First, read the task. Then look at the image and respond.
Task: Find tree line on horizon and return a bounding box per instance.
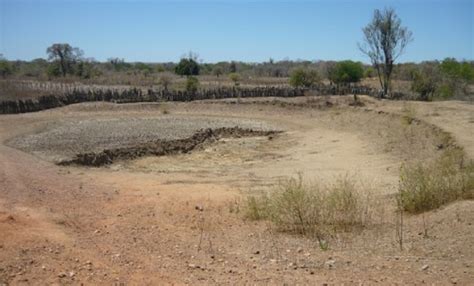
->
[0,7,473,100]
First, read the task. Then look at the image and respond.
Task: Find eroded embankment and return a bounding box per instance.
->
[58,127,279,167]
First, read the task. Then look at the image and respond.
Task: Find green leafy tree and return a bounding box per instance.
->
[46,43,83,77]
[460,62,474,82]
[229,61,237,73]
[409,61,473,100]
[359,8,413,97]
[175,53,200,76]
[438,58,474,97]
[440,58,474,82]
[75,59,101,79]
[329,60,364,84]
[289,68,320,88]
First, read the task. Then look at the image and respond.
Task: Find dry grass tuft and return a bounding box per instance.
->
[244,175,376,241]
[401,103,417,125]
[398,148,474,214]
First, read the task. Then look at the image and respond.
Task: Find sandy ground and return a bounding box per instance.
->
[0,95,473,285]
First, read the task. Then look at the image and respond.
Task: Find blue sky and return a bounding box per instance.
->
[0,0,472,63]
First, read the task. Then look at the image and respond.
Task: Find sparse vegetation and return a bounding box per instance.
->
[401,103,417,125]
[158,73,173,90]
[244,175,375,240]
[410,68,437,101]
[410,58,474,100]
[185,76,199,93]
[0,55,13,78]
[398,149,474,214]
[212,66,223,78]
[1,1,474,284]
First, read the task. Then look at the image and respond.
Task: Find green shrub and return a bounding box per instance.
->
[329,60,364,84]
[435,83,455,99]
[185,76,199,93]
[175,58,200,76]
[410,70,436,101]
[440,58,474,82]
[289,68,320,88]
[364,67,376,78]
[399,149,474,213]
[46,62,62,78]
[229,72,241,86]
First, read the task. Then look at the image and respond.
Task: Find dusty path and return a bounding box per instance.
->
[1,96,473,285]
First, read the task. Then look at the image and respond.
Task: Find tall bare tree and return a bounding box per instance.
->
[46,43,83,77]
[359,8,413,97]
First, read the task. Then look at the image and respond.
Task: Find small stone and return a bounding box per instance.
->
[325,260,336,268]
[58,272,67,278]
[69,271,75,277]
[421,264,429,271]
[297,247,303,253]
[253,250,260,255]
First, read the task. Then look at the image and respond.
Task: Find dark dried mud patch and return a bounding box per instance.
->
[58,127,280,167]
